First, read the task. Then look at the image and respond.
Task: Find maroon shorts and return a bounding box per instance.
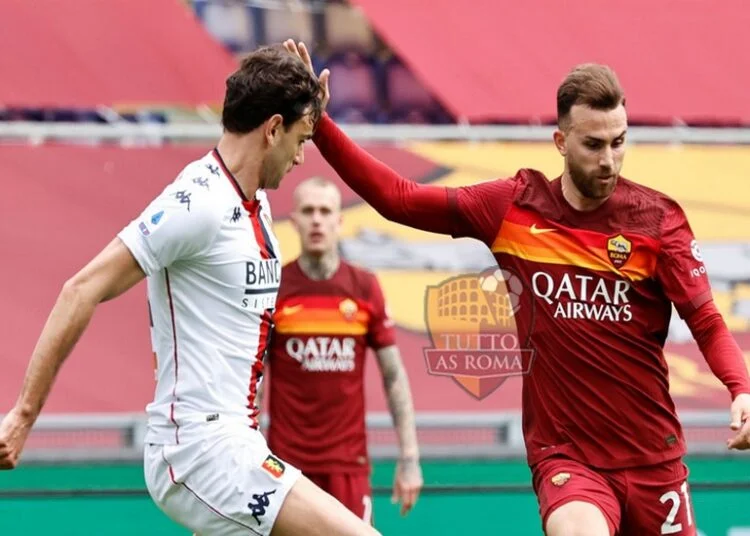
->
[532,456,697,536]
[306,472,373,524]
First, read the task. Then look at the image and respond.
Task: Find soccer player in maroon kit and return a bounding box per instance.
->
[262,177,423,524]
[284,40,750,536]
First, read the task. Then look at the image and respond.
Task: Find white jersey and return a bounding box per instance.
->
[119,149,281,445]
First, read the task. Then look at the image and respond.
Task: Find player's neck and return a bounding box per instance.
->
[215,134,262,200]
[561,172,609,212]
[298,251,340,281]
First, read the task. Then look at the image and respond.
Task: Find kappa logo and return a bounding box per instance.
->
[551,472,571,486]
[530,223,556,235]
[607,234,632,268]
[248,489,276,525]
[261,455,285,478]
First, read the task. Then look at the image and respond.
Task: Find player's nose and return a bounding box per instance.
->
[294,146,305,166]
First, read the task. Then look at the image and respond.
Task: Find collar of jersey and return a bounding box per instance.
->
[210,148,263,214]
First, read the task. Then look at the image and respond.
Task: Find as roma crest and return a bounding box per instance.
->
[339,298,358,320]
[607,234,632,268]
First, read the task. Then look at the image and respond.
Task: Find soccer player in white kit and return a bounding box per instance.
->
[0,45,380,536]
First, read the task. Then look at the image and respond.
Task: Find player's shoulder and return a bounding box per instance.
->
[281,259,301,277]
[613,177,689,238]
[140,154,233,236]
[464,168,544,194]
[618,177,684,215]
[338,260,382,294]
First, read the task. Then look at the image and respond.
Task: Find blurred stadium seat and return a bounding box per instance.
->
[263,3,316,46]
[194,0,257,52]
[322,1,377,54]
[326,51,383,122]
[384,56,448,123]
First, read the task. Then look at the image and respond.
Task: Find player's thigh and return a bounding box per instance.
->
[620,459,697,536]
[271,474,380,536]
[546,501,613,536]
[327,473,374,524]
[145,437,300,536]
[305,472,332,495]
[532,457,619,536]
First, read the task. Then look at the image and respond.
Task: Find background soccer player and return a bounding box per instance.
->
[0,45,381,536]
[284,39,750,536]
[262,177,423,524]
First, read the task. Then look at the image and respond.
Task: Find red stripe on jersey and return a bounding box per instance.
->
[164,269,180,445]
[248,311,271,428]
[246,203,274,424]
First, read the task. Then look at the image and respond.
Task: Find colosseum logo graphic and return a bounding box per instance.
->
[423,267,536,400]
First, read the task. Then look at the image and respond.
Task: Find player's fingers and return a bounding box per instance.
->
[298,42,313,69]
[283,39,297,55]
[727,421,750,449]
[730,406,743,431]
[401,488,417,515]
[0,451,17,470]
[320,69,330,90]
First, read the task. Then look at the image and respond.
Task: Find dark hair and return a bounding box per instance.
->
[222,44,322,134]
[557,64,625,129]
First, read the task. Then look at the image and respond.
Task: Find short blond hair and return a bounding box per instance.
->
[293,176,341,209]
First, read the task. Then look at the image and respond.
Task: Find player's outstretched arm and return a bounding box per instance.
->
[686,301,750,450]
[283,39,455,236]
[376,345,423,515]
[0,238,145,469]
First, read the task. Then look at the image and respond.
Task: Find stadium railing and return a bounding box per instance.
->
[3,121,750,144]
[12,410,740,463]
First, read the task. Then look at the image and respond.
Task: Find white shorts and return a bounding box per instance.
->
[144,426,301,536]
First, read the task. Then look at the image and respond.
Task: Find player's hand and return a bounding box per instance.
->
[727,393,750,450]
[392,457,423,516]
[283,39,330,111]
[0,407,34,469]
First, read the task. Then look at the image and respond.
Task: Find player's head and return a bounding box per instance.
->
[291,177,343,257]
[221,44,322,190]
[553,64,627,200]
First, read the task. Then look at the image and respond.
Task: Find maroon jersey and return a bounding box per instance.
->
[450,169,712,469]
[266,260,396,474]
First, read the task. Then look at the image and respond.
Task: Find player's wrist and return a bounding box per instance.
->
[398,451,420,463]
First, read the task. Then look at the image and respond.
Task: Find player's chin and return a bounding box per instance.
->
[265,176,283,190]
[592,177,617,197]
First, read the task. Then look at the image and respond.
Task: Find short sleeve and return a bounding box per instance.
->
[655,202,712,318]
[448,176,520,245]
[118,181,223,276]
[366,274,397,350]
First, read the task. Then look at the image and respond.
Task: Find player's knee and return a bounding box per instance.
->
[545,500,611,536]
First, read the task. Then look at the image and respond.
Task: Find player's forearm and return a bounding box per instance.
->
[16,280,99,421]
[313,115,454,234]
[377,347,419,458]
[687,300,750,399]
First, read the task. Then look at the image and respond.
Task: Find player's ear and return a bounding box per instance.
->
[264,114,284,147]
[553,129,567,156]
[289,210,301,231]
